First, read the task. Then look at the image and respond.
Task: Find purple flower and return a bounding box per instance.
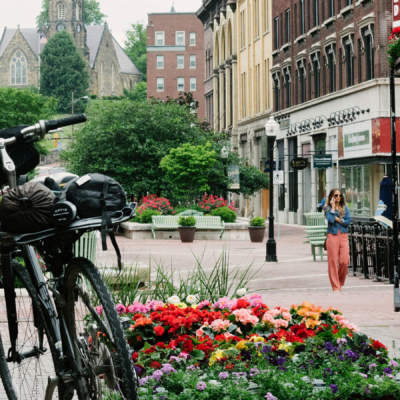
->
[323,367,333,376]
[368,363,377,370]
[186,364,199,371]
[152,370,164,381]
[390,360,399,367]
[196,381,207,391]
[218,372,229,379]
[138,376,150,386]
[277,357,286,366]
[265,393,278,400]
[324,342,336,352]
[344,349,359,361]
[161,363,176,374]
[262,345,272,354]
[330,384,338,394]
[384,367,393,375]
[250,367,260,377]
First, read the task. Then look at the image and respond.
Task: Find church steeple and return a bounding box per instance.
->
[47,0,87,54]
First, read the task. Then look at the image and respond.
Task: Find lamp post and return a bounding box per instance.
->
[390,58,400,311]
[265,116,280,262]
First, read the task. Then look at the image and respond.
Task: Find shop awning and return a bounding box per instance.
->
[339,156,400,166]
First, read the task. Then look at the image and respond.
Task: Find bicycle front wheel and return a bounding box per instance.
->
[63,257,137,400]
[0,261,60,400]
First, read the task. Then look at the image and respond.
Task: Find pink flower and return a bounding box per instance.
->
[210,319,231,332]
[115,303,126,314]
[95,305,103,315]
[232,308,259,325]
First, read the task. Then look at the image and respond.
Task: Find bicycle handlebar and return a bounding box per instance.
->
[20,114,87,139]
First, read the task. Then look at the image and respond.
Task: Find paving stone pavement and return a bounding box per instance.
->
[98,223,400,358]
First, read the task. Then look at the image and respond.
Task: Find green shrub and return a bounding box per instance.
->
[136,209,161,223]
[250,216,265,226]
[211,206,237,222]
[178,216,196,226]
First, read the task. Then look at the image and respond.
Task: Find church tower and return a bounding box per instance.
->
[47,0,88,55]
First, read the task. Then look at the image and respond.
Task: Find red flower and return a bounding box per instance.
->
[150,360,161,369]
[154,325,165,336]
[234,299,250,310]
[131,352,138,361]
[372,340,387,350]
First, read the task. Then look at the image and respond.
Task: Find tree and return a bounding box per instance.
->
[124,24,147,80]
[233,163,269,196]
[36,0,106,29]
[40,31,89,113]
[124,82,147,102]
[160,142,217,203]
[0,87,57,129]
[62,99,213,198]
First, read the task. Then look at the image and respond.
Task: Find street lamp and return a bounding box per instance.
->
[390,57,400,311]
[265,116,280,262]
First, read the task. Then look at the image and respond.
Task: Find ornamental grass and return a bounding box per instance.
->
[96,294,400,400]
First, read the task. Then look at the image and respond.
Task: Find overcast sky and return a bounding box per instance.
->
[0,0,203,46]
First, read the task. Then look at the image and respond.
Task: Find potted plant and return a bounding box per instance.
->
[248,216,266,242]
[178,216,196,242]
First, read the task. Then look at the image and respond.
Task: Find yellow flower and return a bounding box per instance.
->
[176,302,187,309]
[235,340,248,351]
[209,349,225,366]
[248,335,265,343]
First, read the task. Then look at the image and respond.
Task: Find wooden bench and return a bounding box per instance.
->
[151,215,225,239]
[194,215,225,239]
[304,225,327,261]
[151,215,179,238]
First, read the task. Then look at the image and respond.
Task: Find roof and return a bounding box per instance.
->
[0,27,44,58]
[0,25,140,76]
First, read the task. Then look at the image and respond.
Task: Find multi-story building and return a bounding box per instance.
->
[271,0,398,224]
[197,0,274,218]
[147,8,205,120]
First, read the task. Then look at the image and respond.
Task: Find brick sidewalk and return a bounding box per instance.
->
[97,223,400,357]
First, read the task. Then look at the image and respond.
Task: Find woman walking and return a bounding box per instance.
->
[324,189,351,293]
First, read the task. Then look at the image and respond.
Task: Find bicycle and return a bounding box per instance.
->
[0,115,138,399]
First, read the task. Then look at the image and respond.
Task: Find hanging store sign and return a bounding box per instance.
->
[393,0,400,34]
[273,170,284,184]
[313,154,332,169]
[290,157,308,170]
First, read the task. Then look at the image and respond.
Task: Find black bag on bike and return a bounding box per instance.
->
[0,181,56,233]
[64,173,127,268]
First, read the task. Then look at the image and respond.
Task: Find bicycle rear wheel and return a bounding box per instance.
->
[0,261,61,400]
[63,257,137,400]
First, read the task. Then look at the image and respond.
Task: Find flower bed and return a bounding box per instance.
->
[97,295,400,399]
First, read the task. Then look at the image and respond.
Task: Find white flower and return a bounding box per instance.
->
[167,295,180,304]
[186,294,199,304]
[236,288,247,297]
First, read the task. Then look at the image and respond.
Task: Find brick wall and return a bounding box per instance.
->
[147,13,205,119]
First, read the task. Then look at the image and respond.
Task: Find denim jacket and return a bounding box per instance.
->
[324,205,351,234]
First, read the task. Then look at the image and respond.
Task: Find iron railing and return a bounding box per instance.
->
[348,217,395,283]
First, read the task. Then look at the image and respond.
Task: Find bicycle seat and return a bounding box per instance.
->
[0,203,135,245]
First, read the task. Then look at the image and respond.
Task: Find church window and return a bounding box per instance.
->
[57,3,65,20]
[10,50,27,86]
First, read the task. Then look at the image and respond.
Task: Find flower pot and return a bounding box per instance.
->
[248,226,265,242]
[178,226,196,243]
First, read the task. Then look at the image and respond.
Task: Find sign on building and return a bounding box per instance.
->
[394,0,400,34]
[290,157,308,170]
[227,164,240,190]
[313,154,332,169]
[273,170,284,184]
[343,120,371,158]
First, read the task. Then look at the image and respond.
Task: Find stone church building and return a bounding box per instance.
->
[0,0,140,96]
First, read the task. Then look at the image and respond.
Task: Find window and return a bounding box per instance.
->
[277,140,285,211]
[255,64,261,112]
[273,74,280,111]
[156,55,164,69]
[155,31,165,46]
[363,26,374,81]
[328,0,335,18]
[176,31,185,46]
[345,0,352,5]
[298,62,306,103]
[189,55,196,69]
[264,59,270,109]
[189,32,196,46]
[273,17,279,49]
[156,78,164,92]
[313,0,319,26]
[57,2,65,19]
[262,0,269,32]
[300,0,305,35]
[285,9,290,43]
[240,10,246,48]
[177,77,184,91]
[284,68,291,108]
[344,38,354,87]
[241,72,247,117]
[177,55,184,69]
[10,50,27,85]
[327,46,336,92]
[190,77,197,91]
[312,53,320,98]
[288,137,298,212]
[254,0,260,38]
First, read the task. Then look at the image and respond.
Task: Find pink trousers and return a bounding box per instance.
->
[326,231,349,291]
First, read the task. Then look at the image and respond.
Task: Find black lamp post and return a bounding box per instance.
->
[390,59,400,312]
[265,116,279,262]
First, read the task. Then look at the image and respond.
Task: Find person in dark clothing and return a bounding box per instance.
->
[379,176,393,220]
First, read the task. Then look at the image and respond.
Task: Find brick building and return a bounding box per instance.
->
[147,9,205,120]
[271,0,399,224]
